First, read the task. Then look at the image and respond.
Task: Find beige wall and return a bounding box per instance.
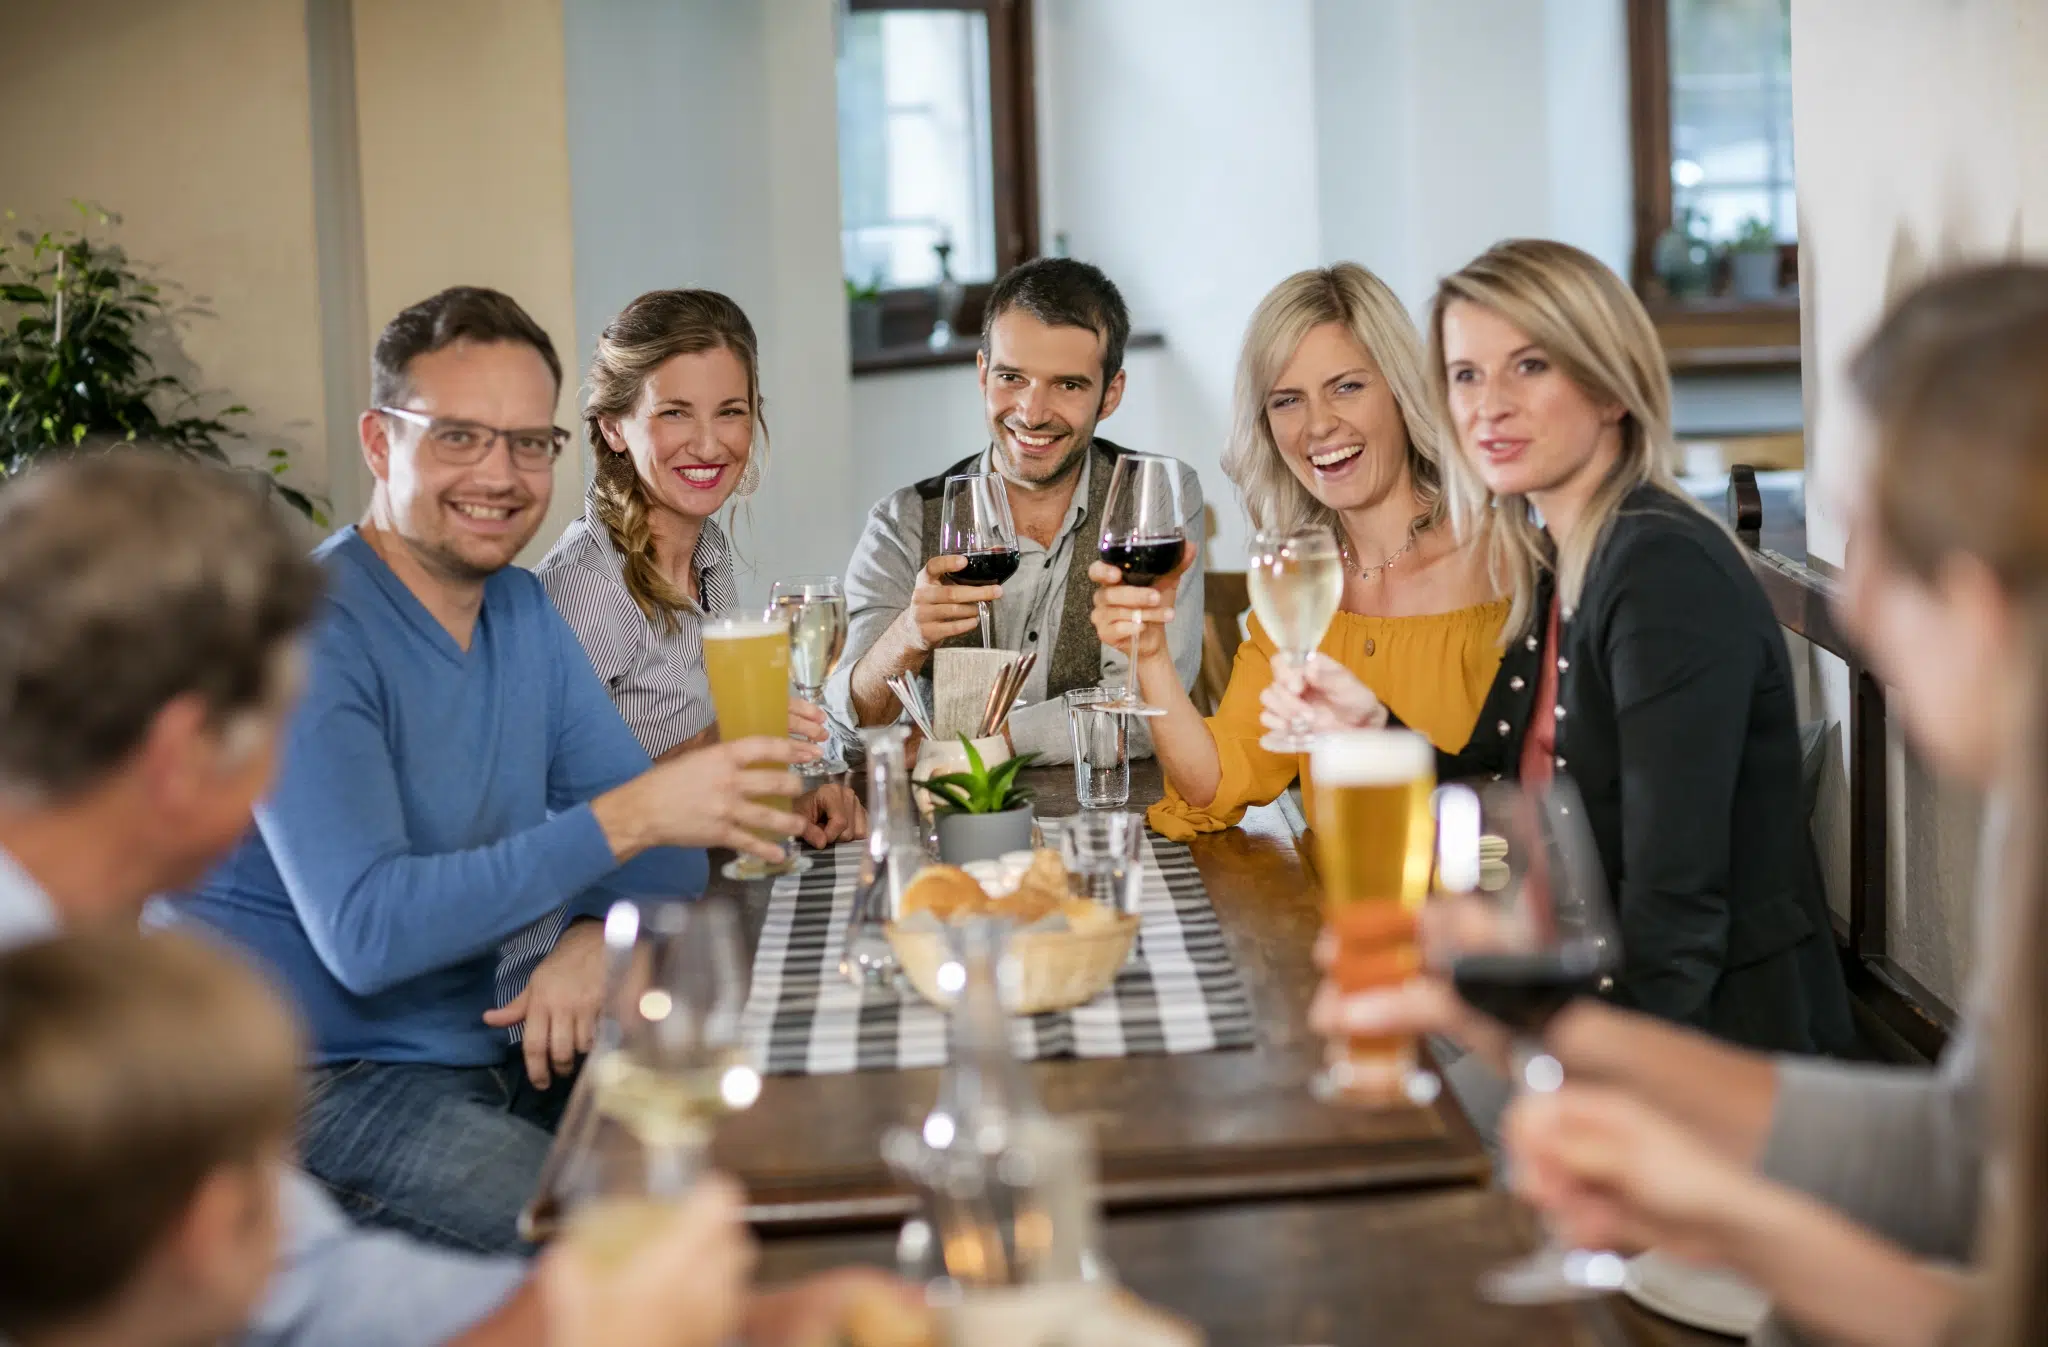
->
[0,0,331,511]
[1790,0,2048,1006]
[352,0,586,558]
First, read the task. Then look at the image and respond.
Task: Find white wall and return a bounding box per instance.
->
[847,344,1169,530]
[1789,0,2048,1007]
[562,0,855,606]
[1036,0,1324,569]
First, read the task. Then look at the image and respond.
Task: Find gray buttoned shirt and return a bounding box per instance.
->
[825,446,1206,764]
[0,851,525,1347]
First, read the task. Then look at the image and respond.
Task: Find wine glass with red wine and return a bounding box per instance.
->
[1095,453,1187,716]
[938,473,1021,648]
[1435,776,1624,1305]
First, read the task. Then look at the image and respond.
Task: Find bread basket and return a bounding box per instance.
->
[884,913,1138,1007]
[888,914,1138,1015]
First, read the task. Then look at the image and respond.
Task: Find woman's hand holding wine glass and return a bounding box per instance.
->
[1261,652,1389,739]
[1087,545,1191,663]
[1093,453,1189,716]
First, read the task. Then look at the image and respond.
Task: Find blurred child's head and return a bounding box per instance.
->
[0,931,302,1346]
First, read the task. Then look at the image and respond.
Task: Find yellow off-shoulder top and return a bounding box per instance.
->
[1148,601,1511,841]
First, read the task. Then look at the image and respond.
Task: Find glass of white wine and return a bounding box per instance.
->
[768,574,850,778]
[561,899,761,1271]
[1247,525,1344,753]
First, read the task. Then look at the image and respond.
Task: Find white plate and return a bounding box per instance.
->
[1622,1250,1770,1338]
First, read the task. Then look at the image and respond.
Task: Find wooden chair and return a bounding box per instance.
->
[1727,464,1950,1063]
[1194,571,1250,716]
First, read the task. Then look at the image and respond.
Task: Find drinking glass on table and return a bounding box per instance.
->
[560,899,759,1269]
[1248,525,1343,753]
[768,574,849,778]
[1095,453,1187,716]
[1063,687,1131,809]
[703,613,810,881]
[1438,777,1625,1305]
[1058,811,1146,968]
[938,473,1021,648]
[1306,728,1439,1108]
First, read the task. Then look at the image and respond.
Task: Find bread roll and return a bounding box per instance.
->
[899,865,989,921]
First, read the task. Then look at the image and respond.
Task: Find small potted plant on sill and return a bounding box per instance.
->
[1726,216,1783,302]
[918,736,1039,865]
[846,274,883,355]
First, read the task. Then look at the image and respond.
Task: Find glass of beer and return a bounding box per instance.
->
[1247,525,1344,753]
[768,574,849,778]
[702,613,808,881]
[1307,728,1437,1107]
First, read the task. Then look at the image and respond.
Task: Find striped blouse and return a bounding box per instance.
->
[492,502,738,1029]
[534,504,739,758]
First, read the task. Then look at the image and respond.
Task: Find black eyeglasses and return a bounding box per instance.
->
[375,406,570,472]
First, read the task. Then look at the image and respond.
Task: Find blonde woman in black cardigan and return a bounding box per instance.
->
[1274,239,1854,1056]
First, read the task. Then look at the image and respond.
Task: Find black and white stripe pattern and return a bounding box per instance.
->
[494,508,739,1042]
[741,819,1256,1075]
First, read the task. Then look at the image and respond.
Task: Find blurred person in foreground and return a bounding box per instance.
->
[1312,266,2048,1346]
[0,449,890,1347]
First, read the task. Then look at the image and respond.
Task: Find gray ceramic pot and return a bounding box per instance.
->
[935,805,1036,866]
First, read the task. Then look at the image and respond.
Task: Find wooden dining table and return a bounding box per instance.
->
[699,760,1733,1346]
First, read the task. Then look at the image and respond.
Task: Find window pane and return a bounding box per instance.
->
[1668,0,1795,244]
[837,10,997,290]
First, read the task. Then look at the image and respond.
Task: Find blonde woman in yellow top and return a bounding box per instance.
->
[1090,263,1513,841]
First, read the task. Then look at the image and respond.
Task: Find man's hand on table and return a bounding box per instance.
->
[485,919,604,1089]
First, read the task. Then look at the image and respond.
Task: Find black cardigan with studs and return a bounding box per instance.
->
[1424,486,1855,1057]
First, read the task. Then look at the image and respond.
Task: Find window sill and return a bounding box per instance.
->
[853,330,1165,377]
[1647,296,1801,374]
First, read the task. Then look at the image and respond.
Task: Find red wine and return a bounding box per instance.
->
[1098,536,1184,585]
[1450,949,1604,1034]
[951,548,1021,586]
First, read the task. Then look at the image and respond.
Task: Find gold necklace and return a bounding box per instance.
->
[1345,531,1418,581]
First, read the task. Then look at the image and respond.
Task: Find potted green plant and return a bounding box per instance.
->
[918,736,1039,865]
[0,203,324,520]
[845,273,883,355]
[1725,216,1782,302]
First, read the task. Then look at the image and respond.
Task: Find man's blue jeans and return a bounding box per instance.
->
[300,1059,575,1255]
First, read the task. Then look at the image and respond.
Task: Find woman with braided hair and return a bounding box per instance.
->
[537,288,865,847]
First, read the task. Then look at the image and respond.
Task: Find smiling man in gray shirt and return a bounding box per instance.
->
[827,258,1205,764]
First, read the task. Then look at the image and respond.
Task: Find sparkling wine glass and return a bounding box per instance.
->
[534,898,760,1264]
[768,574,849,778]
[1248,525,1343,753]
[938,474,1021,648]
[1436,778,1626,1304]
[1094,454,1187,716]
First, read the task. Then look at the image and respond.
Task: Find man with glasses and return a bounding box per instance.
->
[169,287,814,1255]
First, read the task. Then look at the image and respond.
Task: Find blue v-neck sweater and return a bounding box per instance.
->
[174,528,705,1067]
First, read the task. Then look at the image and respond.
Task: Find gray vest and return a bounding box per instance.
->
[912,439,1129,701]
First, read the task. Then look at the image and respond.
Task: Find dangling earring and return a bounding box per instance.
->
[734,454,761,498]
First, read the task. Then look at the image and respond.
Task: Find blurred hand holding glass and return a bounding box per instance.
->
[1063,687,1130,809]
[768,574,849,778]
[1307,729,1438,1107]
[537,899,760,1270]
[1437,777,1623,1305]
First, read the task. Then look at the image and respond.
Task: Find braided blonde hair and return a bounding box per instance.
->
[584,290,767,633]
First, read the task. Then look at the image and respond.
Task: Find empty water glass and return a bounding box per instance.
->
[1059,812,1146,966]
[1065,687,1130,809]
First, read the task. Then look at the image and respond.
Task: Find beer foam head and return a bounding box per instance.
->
[1310,729,1433,786]
[702,616,786,642]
